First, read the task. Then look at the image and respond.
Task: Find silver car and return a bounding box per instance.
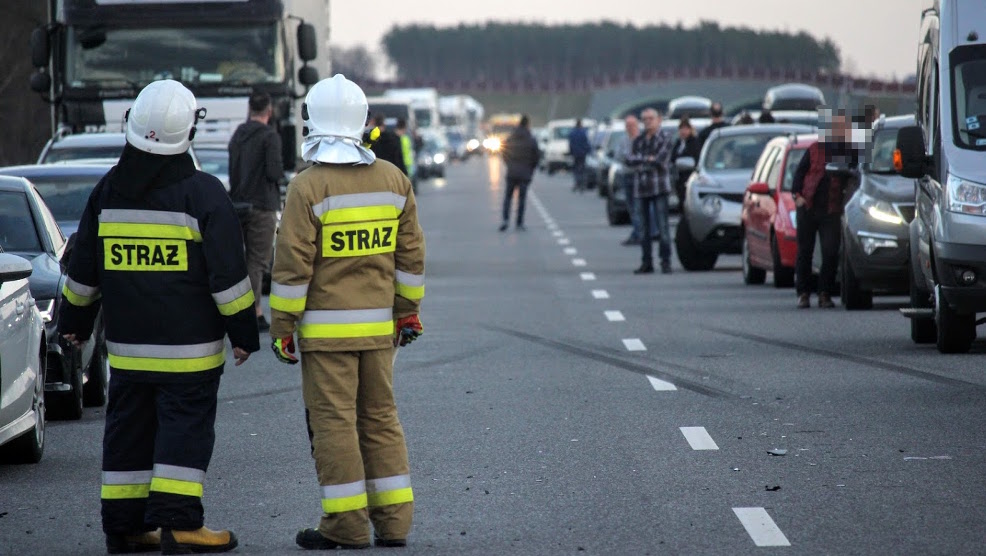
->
[676,124,813,271]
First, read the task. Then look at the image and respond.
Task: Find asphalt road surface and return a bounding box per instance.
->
[3,156,986,555]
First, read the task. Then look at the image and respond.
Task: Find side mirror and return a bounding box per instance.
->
[30,70,51,93]
[297,23,317,63]
[894,125,929,179]
[0,254,34,287]
[30,27,50,68]
[675,156,696,172]
[298,66,319,87]
[747,182,770,195]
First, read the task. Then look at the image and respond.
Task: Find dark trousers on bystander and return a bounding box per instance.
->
[795,206,841,296]
[502,178,531,226]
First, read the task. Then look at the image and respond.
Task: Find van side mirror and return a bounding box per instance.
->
[747,182,770,195]
[675,156,696,172]
[30,70,52,93]
[297,23,317,63]
[894,125,930,179]
[298,66,319,87]
[30,27,50,68]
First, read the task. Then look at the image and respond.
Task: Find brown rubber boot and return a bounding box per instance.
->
[106,529,161,554]
[161,527,238,555]
[818,293,835,309]
[797,294,810,309]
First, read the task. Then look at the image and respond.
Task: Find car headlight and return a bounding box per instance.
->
[788,210,797,229]
[433,153,446,165]
[947,175,986,216]
[37,298,54,323]
[484,138,502,152]
[859,192,903,225]
[467,139,480,151]
[701,194,723,216]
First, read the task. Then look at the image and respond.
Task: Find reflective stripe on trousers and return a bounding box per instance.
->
[101,470,153,499]
[321,480,368,513]
[366,474,413,507]
[106,340,226,372]
[298,308,394,339]
[150,464,206,498]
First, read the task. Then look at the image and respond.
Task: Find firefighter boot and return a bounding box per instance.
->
[160,527,238,554]
[106,529,161,554]
[296,528,371,550]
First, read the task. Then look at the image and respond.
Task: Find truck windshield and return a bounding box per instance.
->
[950,45,986,150]
[66,24,285,88]
[414,109,433,128]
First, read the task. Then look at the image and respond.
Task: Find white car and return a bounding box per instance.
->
[37,131,202,168]
[0,253,46,463]
[543,118,596,174]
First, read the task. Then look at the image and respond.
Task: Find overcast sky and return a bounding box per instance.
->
[331,0,929,80]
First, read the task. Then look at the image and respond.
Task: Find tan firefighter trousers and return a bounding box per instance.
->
[301,348,413,545]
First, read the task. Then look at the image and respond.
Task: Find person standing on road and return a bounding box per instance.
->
[59,80,259,555]
[269,75,425,550]
[671,117,701,207]
[626,108,674,275]
[617,115,649,246]
[568,119,591,193]
[499,115,541,232]
[395,118,416,179]
[791,109,858,309]
[229,92,284,332]
[364,115,408,176]
[697,102,729,148]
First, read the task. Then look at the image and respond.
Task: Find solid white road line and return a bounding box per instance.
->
[733,508,791,547]
[580,273,597,281]
[604,310,625,322]
[647,376,677,391]
[558,238,571,245]
[591,289,610,299]
[564,247,578,255]
[572,258,587,267]
[622,338,646,351]
[553,231,564,237]
[679,427,719,450]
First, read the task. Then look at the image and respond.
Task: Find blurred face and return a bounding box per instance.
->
[678,126,692,140]
[641,110,661,133]
[830,115,849,143]
[625,116,639,136]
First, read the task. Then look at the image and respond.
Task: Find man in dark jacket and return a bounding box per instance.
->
[791,110,858,309]
[363,115,408,176]
[697,102,729,148]
[671,117,701,205]
[500,115,541,231]
[229,92,283,331]
[568,119,592,193]
[626,108,674,274]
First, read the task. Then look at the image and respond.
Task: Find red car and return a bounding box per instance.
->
[740,133,815,287]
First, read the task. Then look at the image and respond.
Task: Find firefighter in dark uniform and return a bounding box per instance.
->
[59,79,260,555]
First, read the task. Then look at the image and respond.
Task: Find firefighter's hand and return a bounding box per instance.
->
[272,336,299,365]
[395,315,423,347]
[233,347,250,366]
[62,334,83,348]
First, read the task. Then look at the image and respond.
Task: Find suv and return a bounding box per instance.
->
[895,0,986,353]
[543,118,595,174]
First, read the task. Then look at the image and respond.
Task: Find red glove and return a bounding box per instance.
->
[395,315,423,347]
[271,336,298,364]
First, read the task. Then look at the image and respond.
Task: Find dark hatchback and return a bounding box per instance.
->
[0,170,110,418]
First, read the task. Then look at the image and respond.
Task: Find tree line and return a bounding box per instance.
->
[382,21,841,85]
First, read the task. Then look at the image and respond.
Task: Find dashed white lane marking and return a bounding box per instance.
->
[564,247,578,255]
[604,310,625,322]
[572,258,587,267]
[580,273,597,281]
[679,427,719,450]
[622,338,646,351]
[558,238,570,245]
[733,508,791,547]
[553,231,564,237]
[591,289,609,299]
[647,376,677,391]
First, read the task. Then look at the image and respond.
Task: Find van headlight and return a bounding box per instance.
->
[859,192,903,225]
[433,153,446,165]
[947,175,986,216]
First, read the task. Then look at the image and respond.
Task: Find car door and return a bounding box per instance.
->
[0,274,33,426]
[747,147,780,264]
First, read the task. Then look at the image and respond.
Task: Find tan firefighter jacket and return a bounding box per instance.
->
[269,160,425,352]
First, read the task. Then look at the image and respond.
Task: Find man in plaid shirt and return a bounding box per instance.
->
[625,108,674,274]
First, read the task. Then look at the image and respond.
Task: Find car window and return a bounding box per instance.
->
[765,154,784,191]
[45,146,123,163]
[0,191,43,253]
[553,127,574,140]
[781,149,807,192]
[752,146,779,183]
[950,45,986,149]
[196,151,229,176]
[704,134,779,171]
[24,175,101,223]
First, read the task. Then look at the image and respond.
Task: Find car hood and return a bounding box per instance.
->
[944,144,986,185]
[703,169,755,192]
[860,172,916,203]
[11,251,62,300]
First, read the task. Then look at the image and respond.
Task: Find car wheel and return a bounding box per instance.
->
[935,285,976,354]
[909,274,936,344]
[840,240,873,310]
[1,345,46,464]
[675,218,718,271]
[50,355,83,421]
[771,234,795,288]
[83,322,109,407]
[742,235,766,285]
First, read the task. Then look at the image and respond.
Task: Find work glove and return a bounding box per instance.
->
[272,336,298,365]
[395,315,423,347]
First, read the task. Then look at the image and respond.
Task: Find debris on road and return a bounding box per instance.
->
[768,449,788,456]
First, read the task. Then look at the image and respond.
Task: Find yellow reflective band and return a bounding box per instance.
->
[367,488,414,507]
[298,321,394,339]
[216,290,254,316]
[101,484,150,500]
[319,205,401,225]
[321,493,368,514]
[99,222,202,242]
[322,220,398,258]
[108,352,226,373]
[62,283,100,306]
[150,477,203,497]
[270,294,307,313]
[103,239,188,272]
[395,282,425,301]
[370,127,381,142]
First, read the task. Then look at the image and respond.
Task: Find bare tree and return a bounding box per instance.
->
[330,44,378,83]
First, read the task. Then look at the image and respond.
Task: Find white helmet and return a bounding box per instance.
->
[303,74,368,143]
[126,79,203,156]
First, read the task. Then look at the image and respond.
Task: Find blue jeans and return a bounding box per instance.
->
[625,176,657,241]
[639,194,671,266]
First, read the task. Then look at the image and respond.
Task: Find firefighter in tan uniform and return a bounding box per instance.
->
[268,75,425,550]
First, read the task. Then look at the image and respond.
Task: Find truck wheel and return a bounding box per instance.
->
[83,323,108,407]
[935,285,976,354]
[675,218,718,271]
[841,243,873,310]
[742,235,766,285]
[771,234,795,288]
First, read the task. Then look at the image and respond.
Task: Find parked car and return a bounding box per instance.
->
[667,96,712,119]
[763,83,826,111]
[0,252,46,463]
[585,124,612,192]
[38,131,201,168]
[675,124,813,270]
[543,118,596,174]
[895,0,986,353]
[605,162,632,226]
[195,147,231,191]
[731,110,821,127]
[740,133,814,287]
[0,163,114,236]
[595,123,629,198]
[417,130,450,179]
[444,128,468,160]
[838,115,918,309]
[0,175,108,419]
